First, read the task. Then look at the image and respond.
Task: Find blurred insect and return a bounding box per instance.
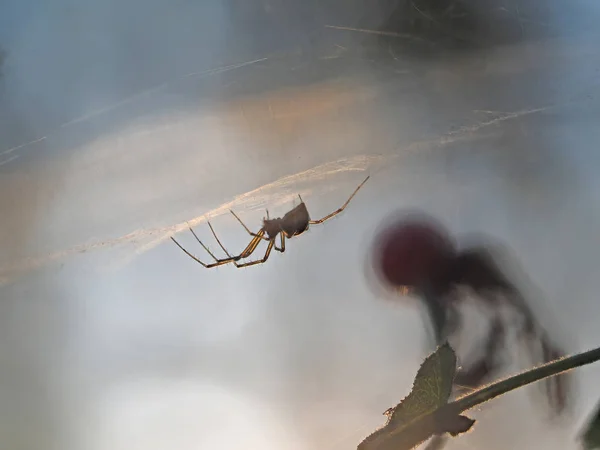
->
[368,210,571,449]
[171,175,370,268]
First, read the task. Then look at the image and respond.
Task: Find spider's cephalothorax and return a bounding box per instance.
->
[171,175,370,268]
[262,201,310,240]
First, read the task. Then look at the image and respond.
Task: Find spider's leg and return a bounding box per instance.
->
[204,224,265,261]
[171,236,208,267]
[206,221,235,258]
[229,209,253,234]
[308,175,370,224]
[239,229,266,259]
[170,235,238,268]
[188,226,233,262]
[205,221,263,260]
[274,231,285,253]
[230,209,270,241]
[234,238,275,268]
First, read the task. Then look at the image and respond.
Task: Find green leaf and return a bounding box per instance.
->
[358,342,473,450]
[357,342,600,450]
[386,342,457,427]
[581,400,600,449]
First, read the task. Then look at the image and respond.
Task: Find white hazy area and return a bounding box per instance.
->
[1,0,600,449]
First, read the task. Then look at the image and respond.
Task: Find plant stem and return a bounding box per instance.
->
[451,345,600,413]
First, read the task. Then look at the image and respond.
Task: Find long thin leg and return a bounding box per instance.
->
[189,226,232,262]
[170,235,238,268]
[240,230,265,258]
[202,223,265,261]
[233,239,275,268]
[228,210,287,255]
[207,221,233,257]
[308,175,370,225]
[274,231,285,252]
[230,209,271,241]
[206,221,263,259]
[172,220,266,268]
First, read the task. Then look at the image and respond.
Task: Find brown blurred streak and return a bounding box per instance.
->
[217,80,379,151]
[0,164,65,278]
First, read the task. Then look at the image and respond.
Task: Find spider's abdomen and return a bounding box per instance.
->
[283,220,309,237]
[280,203,310,237]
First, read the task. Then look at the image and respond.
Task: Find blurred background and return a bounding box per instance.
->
[1,0,600,449]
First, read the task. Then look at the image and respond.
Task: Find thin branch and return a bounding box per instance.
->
[452,345,600,413]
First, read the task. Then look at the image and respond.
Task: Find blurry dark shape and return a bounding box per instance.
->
[224,0,595,69]
[580,398,600,449]
[368,209,571,446]
[320,0,594,62]
[171,175,370,268]
[377,0,560,48]
[377,0,480,50]
[373,212,455,297]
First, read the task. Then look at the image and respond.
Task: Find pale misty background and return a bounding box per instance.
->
[1,0,600,449]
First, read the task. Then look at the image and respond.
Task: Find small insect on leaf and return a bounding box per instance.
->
[580,399,600,449]
[358,342,475,450]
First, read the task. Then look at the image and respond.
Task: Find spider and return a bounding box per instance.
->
[171,175,370,268]
[368,209,572,449]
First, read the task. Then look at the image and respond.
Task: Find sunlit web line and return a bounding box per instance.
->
[0,66,586,163]
[0,136,47,159]
[0,154,20,167]
[0,57,268,158]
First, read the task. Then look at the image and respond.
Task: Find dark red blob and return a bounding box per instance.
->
[371,212,456,290]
